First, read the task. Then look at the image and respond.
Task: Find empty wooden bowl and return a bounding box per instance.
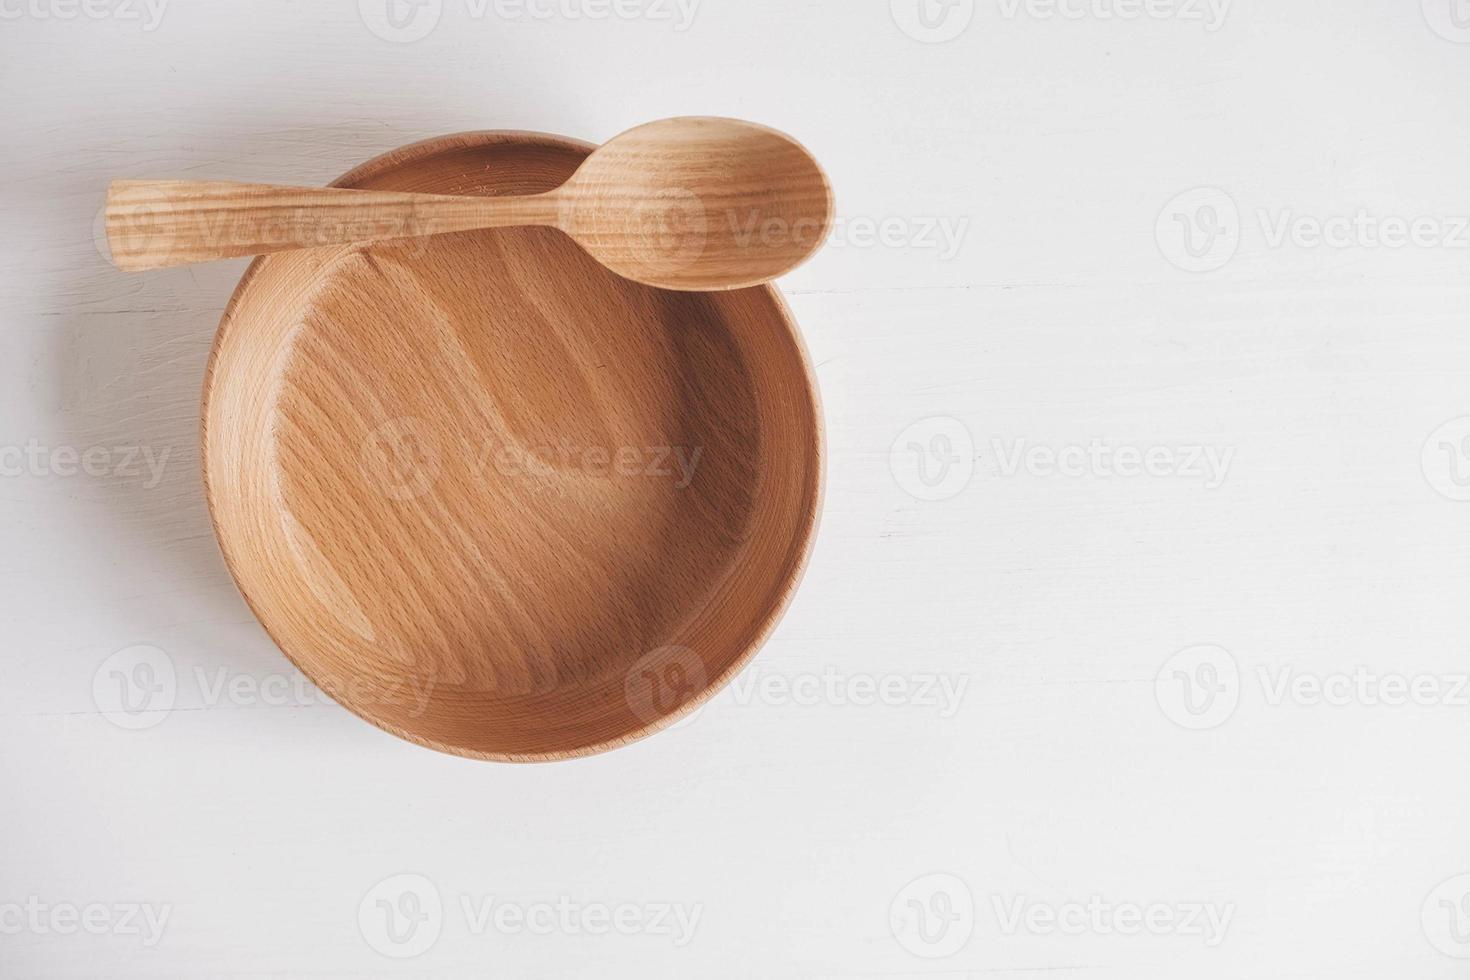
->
[202,131,823,761]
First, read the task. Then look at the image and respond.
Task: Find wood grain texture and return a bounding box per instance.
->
[556,117,834,291]
[201,130,824,761]
[105,179,562,269]
[107,118,835,291]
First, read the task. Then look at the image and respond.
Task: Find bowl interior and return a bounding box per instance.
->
[203,132,822,760]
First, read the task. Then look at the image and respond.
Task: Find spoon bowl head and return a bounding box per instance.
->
[563,117,834,291]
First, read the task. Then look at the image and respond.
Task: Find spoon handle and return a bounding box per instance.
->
[105,180,563,271]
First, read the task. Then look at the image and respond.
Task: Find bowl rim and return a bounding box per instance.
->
[200,129,826,762]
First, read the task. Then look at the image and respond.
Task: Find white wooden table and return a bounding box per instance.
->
[4,1,1470,976]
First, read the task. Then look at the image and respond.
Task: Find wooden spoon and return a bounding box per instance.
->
[105,117,834,291]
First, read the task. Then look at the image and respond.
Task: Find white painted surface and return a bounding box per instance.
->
[3,1,1470,976]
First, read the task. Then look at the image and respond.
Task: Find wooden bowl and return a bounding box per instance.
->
[202,131,823,761]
